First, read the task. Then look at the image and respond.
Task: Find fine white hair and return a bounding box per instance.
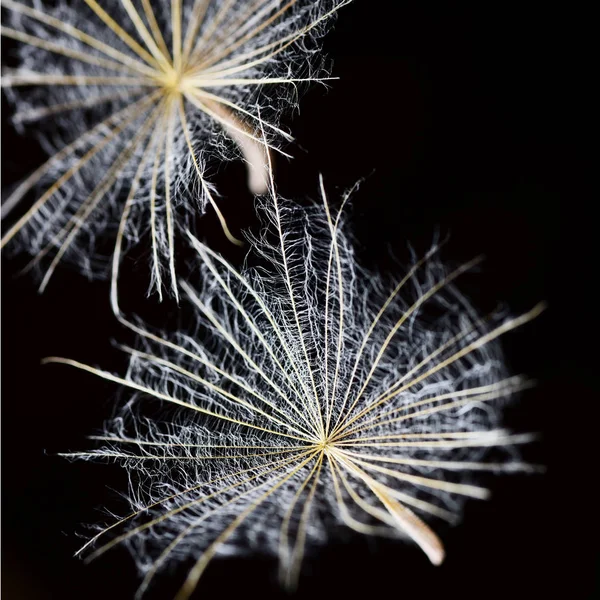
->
[52,173,543,598]
[1,0,350,297]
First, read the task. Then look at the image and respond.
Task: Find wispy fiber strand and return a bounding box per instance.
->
[49,161,544,598]
[1,0,349,297]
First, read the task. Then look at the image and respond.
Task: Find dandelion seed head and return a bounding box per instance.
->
[1,0,348,295]
[54,181,542,598]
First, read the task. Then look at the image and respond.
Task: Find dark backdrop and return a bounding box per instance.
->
[2,3,594,599]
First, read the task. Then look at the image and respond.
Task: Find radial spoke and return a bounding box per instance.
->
[136,457,310,598]
[121,345,315,438]
[76,449,311,558]
[200,0,351,76]
[197,29,300,75]
[1,92,151,229]
[333,451,446,565]
[149,108,169,299]
[43,358,315,443]
[173,452,318,600]
[335,455,445,527]
[338,453,490,500]
[180,280,317,433]
[197,0,274,64]
[332,256,484,437]
[176,95,242,245]
[36,101,164,292]
[261,117,325,437]
[336,432,536,448]
[171,0,183,71]
[84,0,161,68]
[181,0,211,65]
[88,449,315,563]
[11,89,145,125]
[186,234,318,433]
[320,176,348,436]
[109,110,164,315]
[336,448,534,473]
[331,243,445,433]
[339,464,456,522]
[278,452,322,585]
[162,98,179,299]
[1,73,155,87]
[60,447,303,461]
[328,455,399,536]
[367,315,492,408]
[141,0,172,61]
[0,26,146,73]
[119,0,171,70]
[187,0,236,62]
[198,25,308,75]
[195,0,296,71]
[336,304,546,435]
[2,0,158,76]
[189,75,337,87]
[193,89,293,139]
[338,377,531,439]
[283,454,323,590]
[89,435,305,451]
[110,267,312,436]
[1,92,159,249]
[190,0,279,69]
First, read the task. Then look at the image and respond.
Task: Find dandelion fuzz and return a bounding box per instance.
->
[50,171,544,597]
[1,0,348,296]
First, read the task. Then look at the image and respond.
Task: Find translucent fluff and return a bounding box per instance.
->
[1,0,349,296]
[52,173,543,599]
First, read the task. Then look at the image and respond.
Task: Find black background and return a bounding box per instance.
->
[2,3,595,599]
